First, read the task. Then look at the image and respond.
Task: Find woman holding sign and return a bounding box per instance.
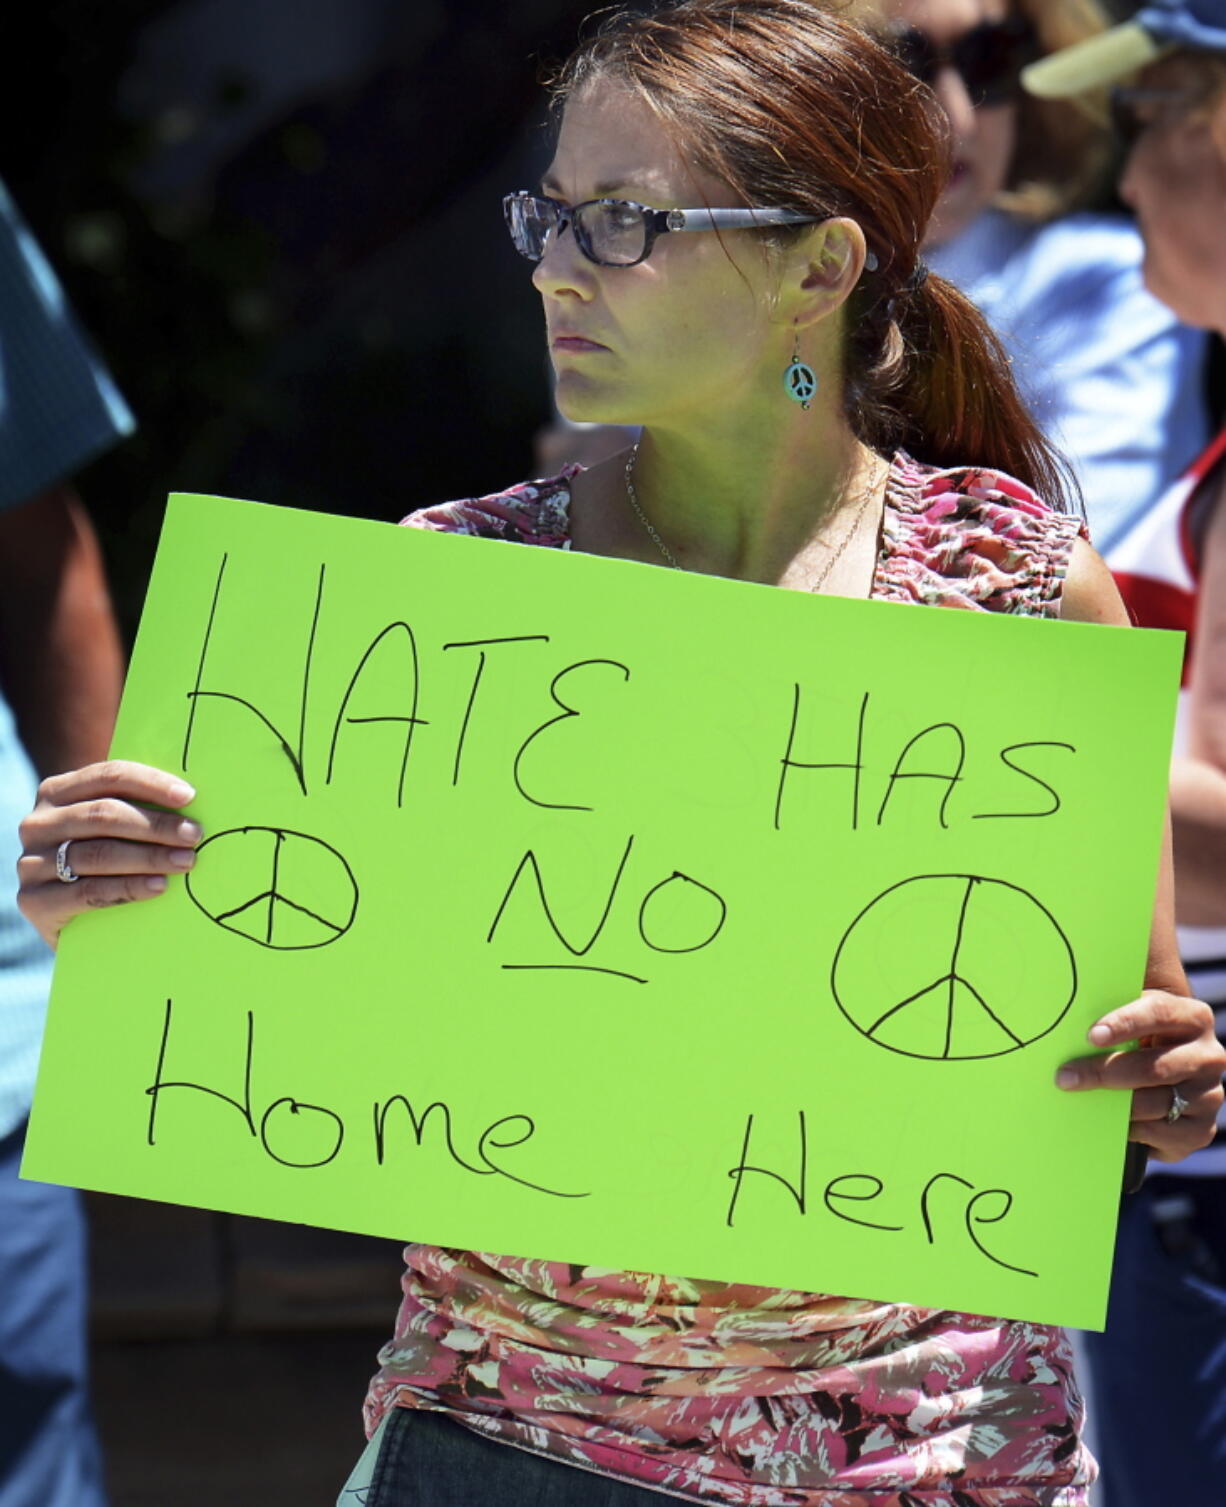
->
[16,2,1226,1503]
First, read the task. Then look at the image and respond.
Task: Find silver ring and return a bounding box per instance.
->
[1166,1086,1190,1124]
[55,839,80,884]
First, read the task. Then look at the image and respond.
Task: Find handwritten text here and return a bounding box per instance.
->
[23,494,1184,1328]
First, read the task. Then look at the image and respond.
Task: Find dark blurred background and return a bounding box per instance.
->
[0,3,600,1501]
[0,0,602,643]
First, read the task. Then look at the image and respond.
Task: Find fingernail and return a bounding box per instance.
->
[169,849,195,869]
[168,781,195,805]
[1088,1023,1112,1046]
[145,876,168,895]
[1056,1068,1079,1089]
[176,820,202,843]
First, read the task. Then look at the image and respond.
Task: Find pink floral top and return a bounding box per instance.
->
[364,454,1093,1505]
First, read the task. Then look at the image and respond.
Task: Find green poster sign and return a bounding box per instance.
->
[23,493,1183,1328]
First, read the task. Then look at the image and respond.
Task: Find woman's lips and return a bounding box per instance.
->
[551,335,608,353]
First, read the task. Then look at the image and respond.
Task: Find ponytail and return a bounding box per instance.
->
[847,270,1079,514]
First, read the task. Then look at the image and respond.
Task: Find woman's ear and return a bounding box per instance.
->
[791,217,868,325]
[800,217,867,292]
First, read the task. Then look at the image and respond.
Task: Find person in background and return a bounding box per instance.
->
[1023,4,1226,1504]
[0,176,127,1507]
[862,0,1209,556]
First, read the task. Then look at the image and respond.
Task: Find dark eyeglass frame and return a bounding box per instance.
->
[891,17,1038,108]
[503,191,828,269]
[1109,84,1212,148]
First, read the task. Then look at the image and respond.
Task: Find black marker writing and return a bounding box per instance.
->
[184,555,324,796]
[637,872,728,954]
[326,622,430,807]
[477,1115,588,1198]
[185,827,359,951]
[373,1096,486,1174]
[513,659,631,811]
[775,688,869,832]
[371,1102,587,1198]
[823,1174,903,1232]
[147,996,255,1146]
[487,835,636,955]
[260,1098,345,1168]
[973,742,1076,820]
[148,998,585,1195]
[831,874,1077,1062]
[501,964,648,984]
[373,1100,587,1198]
[921,1173,1037,1277]
[726,1110,1038,1277]
[442,636,550,786]
[876,722,966,830]
[726,1110,808,1226]
[489,841,729,979]
[964,1187,1038,1277]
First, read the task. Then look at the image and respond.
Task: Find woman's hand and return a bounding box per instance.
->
[18,761,201,949]
[1056,989,1226,1162]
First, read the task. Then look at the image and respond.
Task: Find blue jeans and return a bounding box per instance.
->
[359,1408,682,1505]
[1083,1173,1226,1507]
[0,1122,107,1507]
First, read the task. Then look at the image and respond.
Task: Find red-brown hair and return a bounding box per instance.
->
[555,0,1076,512]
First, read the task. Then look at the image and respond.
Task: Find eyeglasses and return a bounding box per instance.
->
[891,18,1038,108]
[1109,85,1209,148]
[503,191,822,268]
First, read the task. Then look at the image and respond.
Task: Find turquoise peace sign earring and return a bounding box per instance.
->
[783,326,817,409]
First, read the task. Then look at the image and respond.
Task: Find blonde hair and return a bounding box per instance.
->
[1004,0,1113,219]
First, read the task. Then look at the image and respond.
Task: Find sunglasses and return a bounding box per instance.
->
[891,18,1038,107]
[503,191,823,268]
[1109,85,1211,148]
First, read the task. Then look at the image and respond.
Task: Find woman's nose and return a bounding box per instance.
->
[531,217,595,300]
[1118,141,1142,209]
[932,63,978,143]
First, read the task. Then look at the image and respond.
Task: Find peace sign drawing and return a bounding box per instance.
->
[185,827,359,950]
[831,874,1076,1061]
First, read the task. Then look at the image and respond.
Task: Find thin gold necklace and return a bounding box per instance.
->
[623,448,683,569]
[810,461,884,592]
[623,447,885,590]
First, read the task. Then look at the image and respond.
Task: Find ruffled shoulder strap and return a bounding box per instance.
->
[399,466,578,547]
[877,452,1089,617]
[401,454,1085,618]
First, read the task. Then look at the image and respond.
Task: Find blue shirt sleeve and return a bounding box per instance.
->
[1007,219,1207,555]
[0,179,134,1132]
[930,211,1209,557]
[0,177,135,513]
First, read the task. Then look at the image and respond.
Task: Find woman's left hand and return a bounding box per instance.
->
[1057,989,1226,1161]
